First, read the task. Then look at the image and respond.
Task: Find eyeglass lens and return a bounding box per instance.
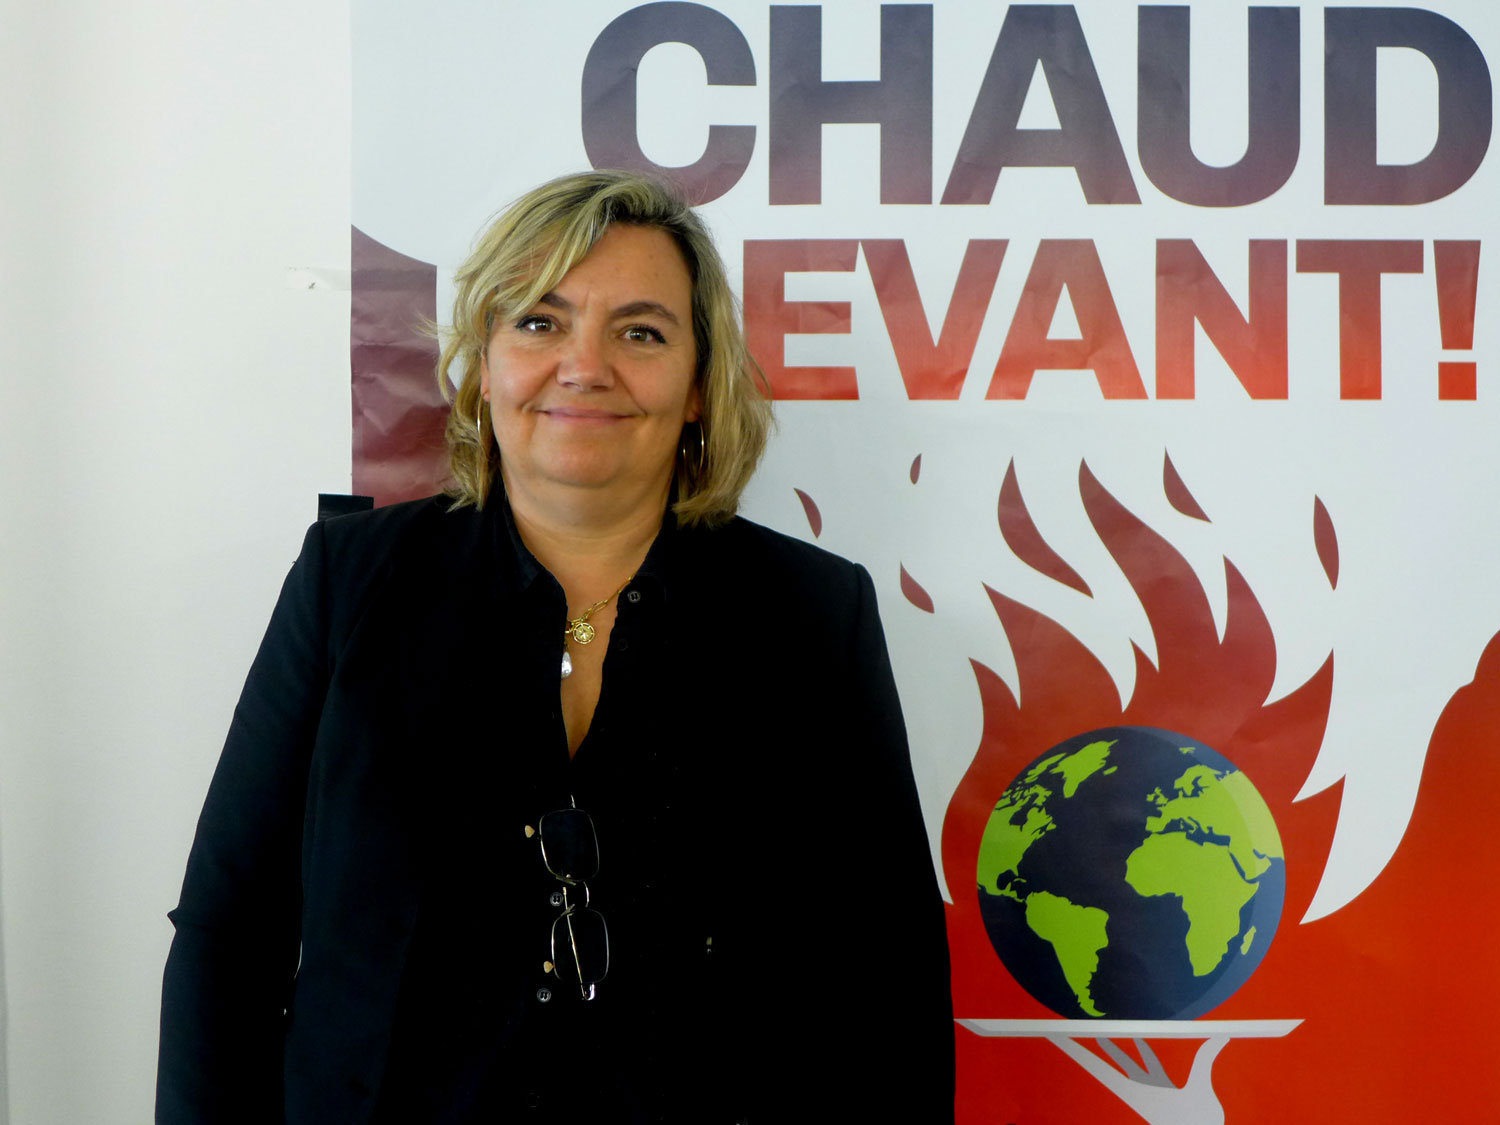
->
[552,903,610,991]
[538,808,600,883]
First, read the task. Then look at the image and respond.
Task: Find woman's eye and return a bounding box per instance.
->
[624,324,667,344]
[516,315,555,333]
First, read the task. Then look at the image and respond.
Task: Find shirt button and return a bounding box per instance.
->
[616,638,629,651]
[536,987,553,1003]
[626,590,642,604]
[549,890,564,907]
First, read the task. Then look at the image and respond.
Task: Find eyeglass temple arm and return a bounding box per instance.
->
[560,909,597,1001]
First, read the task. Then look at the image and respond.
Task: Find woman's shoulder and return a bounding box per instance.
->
[698,514,855,563]
[286,494,489,646]
[687,515,870,602]
[303,493,484,590]
[315,492,454,548]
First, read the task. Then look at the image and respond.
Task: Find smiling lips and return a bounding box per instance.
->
[537,405,633,423]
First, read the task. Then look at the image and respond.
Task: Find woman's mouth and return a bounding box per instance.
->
[539,406,627,423]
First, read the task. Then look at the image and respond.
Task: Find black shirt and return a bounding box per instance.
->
[374,500,733,1122]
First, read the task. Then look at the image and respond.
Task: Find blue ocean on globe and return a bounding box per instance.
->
[976,726,1285,1020]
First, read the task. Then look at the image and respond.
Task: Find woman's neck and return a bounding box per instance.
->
[501,470,669,597]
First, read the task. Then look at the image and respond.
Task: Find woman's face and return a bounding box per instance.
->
[481,224,701,505]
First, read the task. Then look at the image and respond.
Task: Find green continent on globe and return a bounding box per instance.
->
[1124,833,1259,975]
[1124,760,1286,977]
[977,740,1118,989]
[1023,891,1109,1016]
[1051,739,1113,797]
[977,740,1117,900]
[1144,764,1283,879]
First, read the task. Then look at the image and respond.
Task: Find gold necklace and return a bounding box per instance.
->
[565,574,634,645]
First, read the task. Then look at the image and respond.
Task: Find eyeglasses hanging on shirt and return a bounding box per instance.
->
[534,805,609,1000]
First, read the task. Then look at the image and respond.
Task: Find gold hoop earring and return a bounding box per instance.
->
[679,423,706,479]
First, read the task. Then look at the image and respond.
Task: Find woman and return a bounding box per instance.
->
[159,171,953,1123]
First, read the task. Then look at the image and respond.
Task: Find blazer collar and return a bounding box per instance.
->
[486,482,684,607]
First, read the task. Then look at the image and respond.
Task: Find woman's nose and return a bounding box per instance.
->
[556,329,614,390]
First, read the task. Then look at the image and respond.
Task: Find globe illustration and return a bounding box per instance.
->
[976,726,1285,1020]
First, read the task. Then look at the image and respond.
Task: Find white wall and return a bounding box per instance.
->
[0,3,352,1119]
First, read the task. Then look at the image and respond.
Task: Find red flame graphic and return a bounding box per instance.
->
[1215,628,1500,1119]
[792,487,822,538]
[943,459,1500,1120]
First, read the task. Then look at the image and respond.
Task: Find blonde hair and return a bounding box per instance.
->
[438,170,771,526]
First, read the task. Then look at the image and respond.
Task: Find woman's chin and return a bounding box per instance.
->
[521,456,672,497]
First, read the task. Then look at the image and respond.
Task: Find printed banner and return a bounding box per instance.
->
[352,3,1500,1119]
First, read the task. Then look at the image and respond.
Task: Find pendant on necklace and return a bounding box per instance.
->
[560,650,573,679]
[569,620,597,644]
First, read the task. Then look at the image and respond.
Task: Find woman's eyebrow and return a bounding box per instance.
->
[533,293,681,326]
[613,300,681,325]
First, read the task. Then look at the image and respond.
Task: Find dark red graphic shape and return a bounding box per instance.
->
[1313,498,1339,590]
[944,463,1342,1123]
[350,227,448,506]
[910,454,922,484]
[900,565,935,614]
[997,461,1092,597]
[1164,452,1210,522]
[793,488,822,538]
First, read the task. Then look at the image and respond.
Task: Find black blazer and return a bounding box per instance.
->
[158,496,954,1122]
